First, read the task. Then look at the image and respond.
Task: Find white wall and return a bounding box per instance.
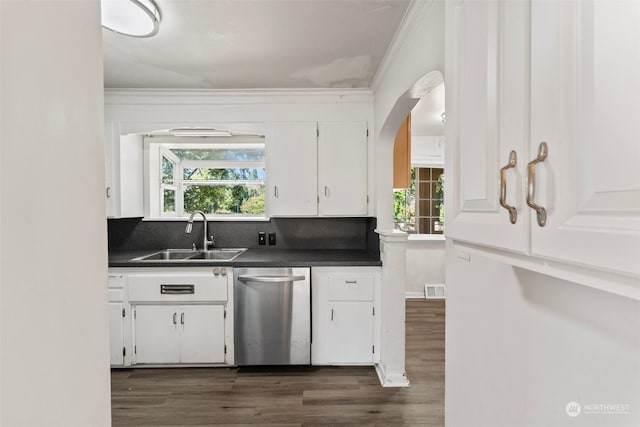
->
[371,0,444,229]
[405,238,445,297]
[0,2,111,425]
[411,135,444,167]
[445,244,640,427]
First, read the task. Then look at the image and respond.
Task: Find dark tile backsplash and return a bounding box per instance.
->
[108,217,379,254]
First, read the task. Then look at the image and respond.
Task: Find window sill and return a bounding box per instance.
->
[407,234,446,242]
[142,216,270,222]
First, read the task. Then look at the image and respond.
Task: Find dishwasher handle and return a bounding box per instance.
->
[237,275,306,283]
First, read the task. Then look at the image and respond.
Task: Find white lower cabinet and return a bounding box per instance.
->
[312,267,380,365]
[109,267,233,367]
[108,274,125,366]
[133,304,225,364]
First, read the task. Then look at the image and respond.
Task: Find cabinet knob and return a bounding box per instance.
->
[213,268,220,276]
[220,268,227,276]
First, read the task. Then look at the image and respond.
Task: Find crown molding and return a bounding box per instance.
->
[371,0,436,92]
[104,87,374,105]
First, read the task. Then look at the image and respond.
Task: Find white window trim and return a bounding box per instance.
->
[145,136,266,219]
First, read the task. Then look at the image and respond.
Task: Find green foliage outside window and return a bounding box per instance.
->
[157,142,266,217]
[182,167,265,215]
[394,167,444,234]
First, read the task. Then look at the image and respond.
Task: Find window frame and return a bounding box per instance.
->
[145,136,266,219]
[393,166,444,236]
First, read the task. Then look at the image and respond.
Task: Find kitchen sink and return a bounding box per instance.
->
[132,248,247,262]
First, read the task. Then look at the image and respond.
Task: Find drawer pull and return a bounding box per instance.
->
[499,150,518,224]
[345,280,358,284]
[180,312,185,325]
[161,284,195,294]
[527,142,548,227]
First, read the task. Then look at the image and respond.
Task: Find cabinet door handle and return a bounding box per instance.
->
[161,284,194,294]
[331,308,334,321]
[499,150,518,224]
[106,186,112,199]
[527,142,548,227]
[180,312,185,325]
[324,186,329,197]
[274,186,279,198]
[172,312,177,325]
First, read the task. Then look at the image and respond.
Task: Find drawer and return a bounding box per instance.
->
[108,274,124,289]
[128,272,228,302]
[327,275,374,301]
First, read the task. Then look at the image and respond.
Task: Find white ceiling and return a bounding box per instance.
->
[102,0,411,89]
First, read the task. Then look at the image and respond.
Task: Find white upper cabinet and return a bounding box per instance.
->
[267,122,318,216]
[445,0,529,253]
[446,0,640,278]
[267,121,369,217]
[528,0,640,276]
[104,123,144,218]
[318,122,369,216]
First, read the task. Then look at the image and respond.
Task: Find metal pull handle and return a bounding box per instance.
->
[499,150,518,224]
[345,280,358,285]
[180,312,185,325]
[161,284,195,294]
[331,308,334,321]
[106,186,112,199]
[237,275,306,283]
[173,312,177,324]
[324,186,329,197]
[527,142,548,227]
[274,186,279,198]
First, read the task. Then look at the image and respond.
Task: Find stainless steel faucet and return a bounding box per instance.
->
[185,211,214,250]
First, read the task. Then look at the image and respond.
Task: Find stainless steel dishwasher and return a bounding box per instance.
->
[234,267,310,365]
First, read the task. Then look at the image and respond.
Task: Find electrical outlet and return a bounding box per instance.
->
[258,232,266,245]
[268,232,276,245]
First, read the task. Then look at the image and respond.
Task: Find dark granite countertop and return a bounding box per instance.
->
[109,248,382,268]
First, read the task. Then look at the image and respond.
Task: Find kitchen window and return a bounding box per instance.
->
[394,167,444,234]
[146,136,266,218]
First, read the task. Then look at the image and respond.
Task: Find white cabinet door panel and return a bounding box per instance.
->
[179,305,225,364]
[267,122,318,216]
[134,305,180,364]
[529,0,640,276]
[318,122,368,216]
[326,302,373,364]
[109,302,124,365]
[445,0,529,252]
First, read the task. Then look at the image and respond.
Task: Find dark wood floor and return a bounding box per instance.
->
[111,299,445,426]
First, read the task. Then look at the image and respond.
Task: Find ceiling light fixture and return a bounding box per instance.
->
[101,0,161,38]
[169,128,234,137]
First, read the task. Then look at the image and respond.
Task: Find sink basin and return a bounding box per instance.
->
[188,248,247,260]
[132,248,247,262]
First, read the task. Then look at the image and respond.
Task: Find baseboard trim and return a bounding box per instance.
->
[374,363,410,388]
